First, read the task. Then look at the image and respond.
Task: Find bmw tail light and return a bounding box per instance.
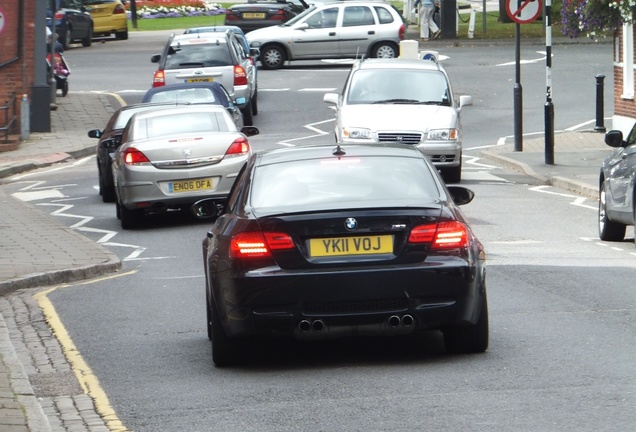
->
[152,70,166,87]
[114,4,125,14]
[230,232,294,258]
[234,65,247,86]
[122,148,151,165]
[409,221,468,249]
[225,137,250,156]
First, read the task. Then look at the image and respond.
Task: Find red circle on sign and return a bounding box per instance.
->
[505,0,542,24]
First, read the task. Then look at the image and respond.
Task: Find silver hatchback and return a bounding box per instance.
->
[151,30,259,125]
[324,58,472,183]
[247,0,405,70]
[112,105,259,229]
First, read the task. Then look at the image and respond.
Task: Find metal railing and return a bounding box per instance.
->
[0,92,17,143]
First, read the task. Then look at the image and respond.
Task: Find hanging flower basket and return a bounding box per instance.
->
[560,0,635,38]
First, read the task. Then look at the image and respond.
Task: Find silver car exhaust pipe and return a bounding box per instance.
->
[298,320,311,332]
[312,320,325,332]
[388,315,401,328]
[401,314,414,327]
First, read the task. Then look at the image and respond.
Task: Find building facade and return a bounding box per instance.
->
[0,0,51,141]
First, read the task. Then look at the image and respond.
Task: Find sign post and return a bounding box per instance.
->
[505,0,543,152]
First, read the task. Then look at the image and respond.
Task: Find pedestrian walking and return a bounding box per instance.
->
[413,0,441,41]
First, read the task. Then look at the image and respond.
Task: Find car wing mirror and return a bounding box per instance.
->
[250,48,260,57]
[100,138,120,150]
[458,95,472,109]
[604,130,626,148]
[191,198,222,219]
[297,23,309,30]
[323,92,339,105]
[88,129,102,139]
[447,186,475,206]
[241,126,260,137]
[151,54,161,63]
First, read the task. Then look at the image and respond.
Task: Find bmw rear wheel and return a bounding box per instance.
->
[598,180,626,241]
[210,302,243,367]
[443,294,489,354]
[372,42,398,59]
[260,45,285,70]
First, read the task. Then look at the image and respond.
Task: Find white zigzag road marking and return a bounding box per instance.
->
[277,119,333,147]
[35,201,161,262]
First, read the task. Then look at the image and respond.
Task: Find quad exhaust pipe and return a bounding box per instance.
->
[297,315,413,335]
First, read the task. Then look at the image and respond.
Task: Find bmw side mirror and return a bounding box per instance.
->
[447,186,475,206]
[604,130,625,148]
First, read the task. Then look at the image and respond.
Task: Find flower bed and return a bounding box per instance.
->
[129,0,225,19]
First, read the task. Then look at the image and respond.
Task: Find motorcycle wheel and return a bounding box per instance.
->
[62,81,68,97]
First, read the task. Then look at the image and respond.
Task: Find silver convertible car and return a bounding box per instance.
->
[112,105,259,229]
[598,124,636,244]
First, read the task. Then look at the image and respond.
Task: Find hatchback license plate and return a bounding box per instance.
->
[309,235,393,257]
[243,12,266,19]
[168,178,215,193]
[186,78,212,83]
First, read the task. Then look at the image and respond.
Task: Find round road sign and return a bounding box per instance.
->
[505,0,543,24]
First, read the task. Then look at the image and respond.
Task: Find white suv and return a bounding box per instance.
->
[324,58,472,183]
[151,30,258,125]
[247,0,405,70]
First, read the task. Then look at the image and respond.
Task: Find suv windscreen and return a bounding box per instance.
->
[165,43,233,69]
[346,69,450,106]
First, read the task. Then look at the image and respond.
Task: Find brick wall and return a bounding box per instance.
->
[612,25,636,131]
[0,0,35,135]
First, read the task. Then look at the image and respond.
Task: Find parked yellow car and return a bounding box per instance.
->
[85,0,128,40]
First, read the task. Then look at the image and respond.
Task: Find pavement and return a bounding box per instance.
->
[0,31,613,432]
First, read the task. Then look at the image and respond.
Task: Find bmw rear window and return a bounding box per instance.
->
[250,155,440,213]
[165,43,233,69]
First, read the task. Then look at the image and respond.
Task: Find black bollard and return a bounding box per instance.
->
[594,74,606,132]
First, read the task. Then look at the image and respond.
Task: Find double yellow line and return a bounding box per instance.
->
[34,270,137,432]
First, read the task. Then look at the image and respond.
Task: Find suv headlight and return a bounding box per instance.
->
[427,129,458,141]
[343,127,372,140]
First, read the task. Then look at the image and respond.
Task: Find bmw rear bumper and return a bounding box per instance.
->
[212,256,486,340]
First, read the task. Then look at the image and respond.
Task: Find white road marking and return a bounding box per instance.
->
[299,88,338,92]
[12,189,66,201]
[277,119,333,147]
